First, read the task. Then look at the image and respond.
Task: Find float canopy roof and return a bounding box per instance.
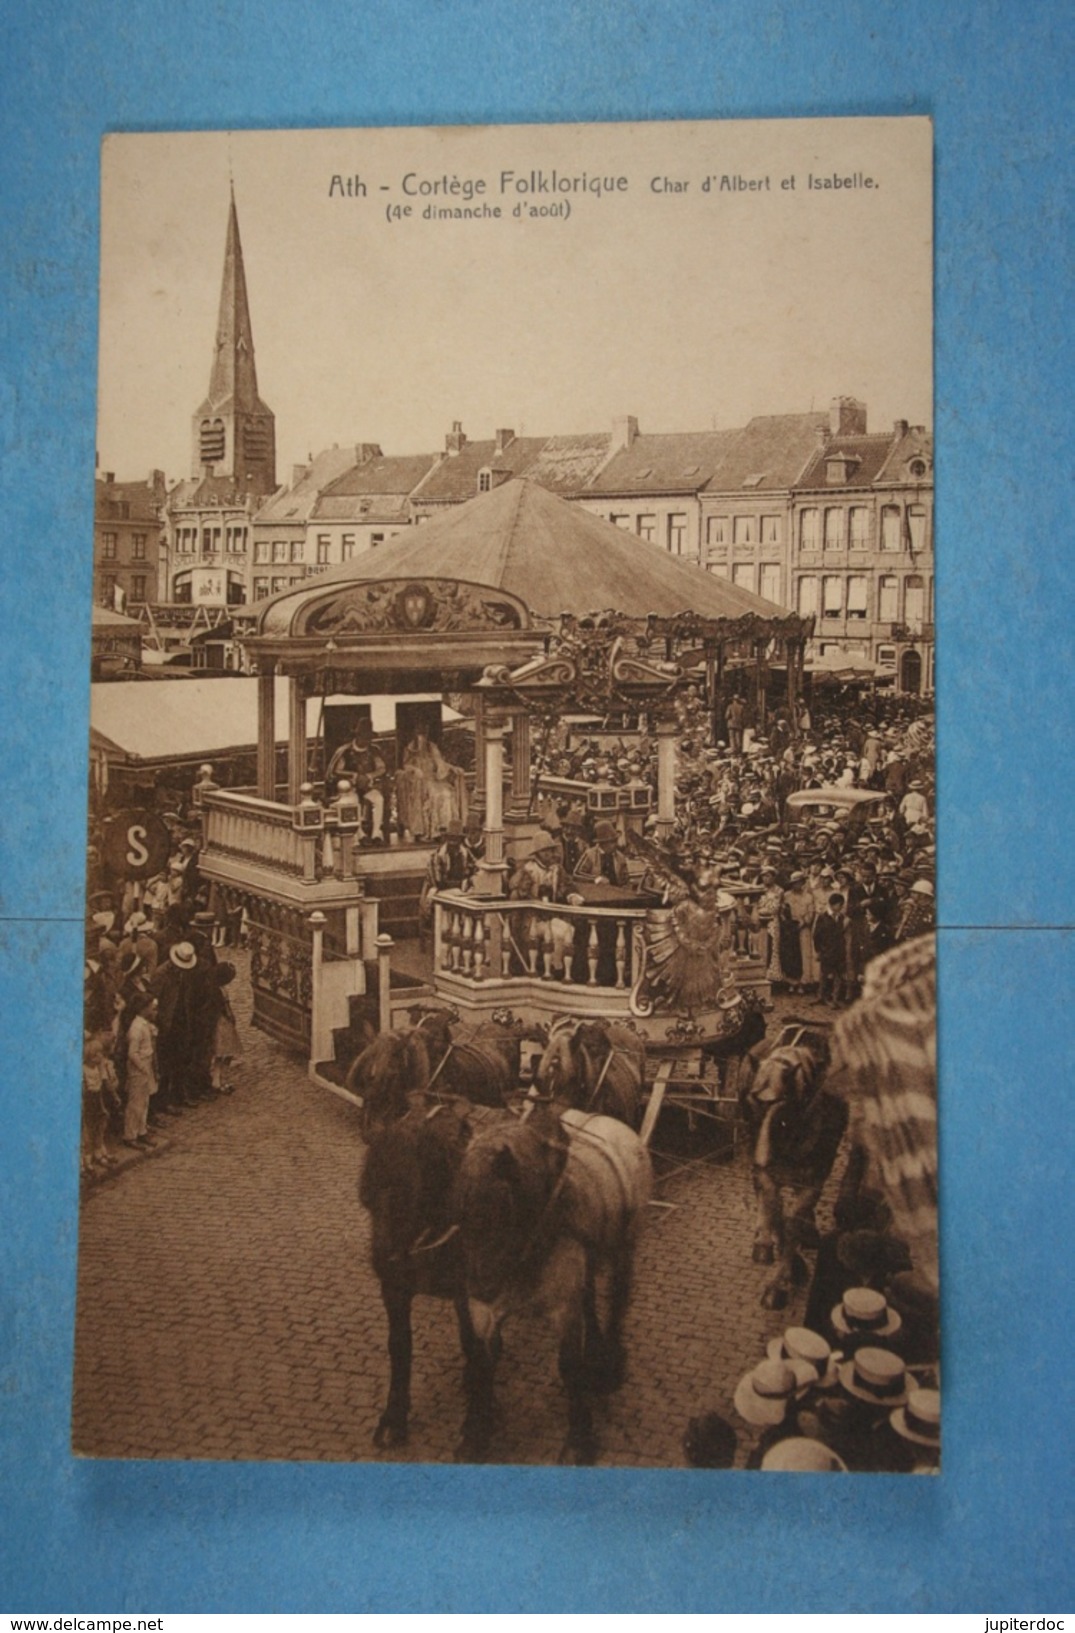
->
[256,477,793,638]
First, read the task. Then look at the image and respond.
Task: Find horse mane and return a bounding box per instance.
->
[360,1104,472,1280]
[455,1103,567,1226]
[348,1027,433,1133]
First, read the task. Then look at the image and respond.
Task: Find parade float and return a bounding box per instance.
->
[192,478,814,1079]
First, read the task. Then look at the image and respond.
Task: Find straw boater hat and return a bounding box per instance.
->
[767,1327,840,1391]
[837,1347,910,1407]
[831,1286,902,1340]
[760,1437,848,1473]
[733,1360,799,1426]
[911,879,934,896]
[169,942,197,970]
[890,1387,941,1448]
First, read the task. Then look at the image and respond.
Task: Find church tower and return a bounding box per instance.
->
[191,187,276,494]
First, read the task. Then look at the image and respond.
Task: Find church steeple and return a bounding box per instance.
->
[191,186,276,493]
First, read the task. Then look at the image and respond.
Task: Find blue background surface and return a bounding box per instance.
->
[1,0,1072,1611]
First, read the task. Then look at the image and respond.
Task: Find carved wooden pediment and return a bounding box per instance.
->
[260,577,529,640]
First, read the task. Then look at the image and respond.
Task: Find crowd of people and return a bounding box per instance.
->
[512,687,936,1008]
[82,815,241,1177]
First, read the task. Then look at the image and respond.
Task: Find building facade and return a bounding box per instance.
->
[93,468,167,610]
[789,417,934,692]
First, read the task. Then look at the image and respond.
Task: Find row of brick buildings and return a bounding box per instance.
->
[94,191,934,692]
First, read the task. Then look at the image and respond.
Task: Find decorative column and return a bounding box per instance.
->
[471,691,486,813]
[655,715,678,841]
[474,714,508,895]
[287,674,306,806]
[507,706,532,815]
[256,668,276,799]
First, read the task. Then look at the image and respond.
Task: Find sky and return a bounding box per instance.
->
[96,118,932,483]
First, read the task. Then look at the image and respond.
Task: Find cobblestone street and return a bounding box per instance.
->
[73,955,835,1468]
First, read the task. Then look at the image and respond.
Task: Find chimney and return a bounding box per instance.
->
[893,419,909,437]
[148,469,166,496]
[291,463,311,485]
[829,396,867,436]
[104,471,115,484]
[445,420,466,455]
[494,428,515,455]
[611,415,639,450]
[815,424,830,447]
[356,443,382,463]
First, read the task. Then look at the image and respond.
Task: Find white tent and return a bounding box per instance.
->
[90,678,460,766]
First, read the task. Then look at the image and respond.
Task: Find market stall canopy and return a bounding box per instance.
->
[90,678,458,764]
[92,605,143,631]
[804,651,884,681]
[255,477,794,639]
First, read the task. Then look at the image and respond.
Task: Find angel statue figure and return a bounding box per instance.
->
[626,832,739,1019]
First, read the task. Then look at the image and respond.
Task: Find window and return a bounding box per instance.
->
[254,541,270,564]
[878,574,898,622]
[668,514,688,555]
[796,576,818,616]
[370,533,385,547]
[881,505,902,551]
[876,644,897,670]
[101,532,117,560]
[290,540,305,563]
[849,506,869,547]
[847,576,868,619]
[759,564,781,604]
[271,576,289,595]
[610,514,631,530]
[199,417,225,465]
[799,509,820,550]
[909,458,927,479]
[905,574,926,628]
[733,515,756,545]
[732,563,754,592]
[202,528,213,554]
[908,504,927,552]
[131,575,146,601]
[824,508,844,549]
[637,514,656,542]
[706,516,729,547]
[101,575,117,603]
[254,578,270,600]
[760,514,780,544]
[272,540,288,564]
[341,534,356,561]
[227,526,248,554]
[132,533,147,561]
[316,535,331,565]
[822,575,844,616]
[477,469,492,493]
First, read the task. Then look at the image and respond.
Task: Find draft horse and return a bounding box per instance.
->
[534,1017,645,1129]
[346,1007,534,1134]
[746,1033,849,1310]
[358,1092,495,1450]
[454,1099,652,1464]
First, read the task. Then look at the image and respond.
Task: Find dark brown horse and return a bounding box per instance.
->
[534,1017,645,1128]
[746,1038,849,1309]
[358,1094,499,1449]
[346,1008,534,1134]
[454,1099,652,1464]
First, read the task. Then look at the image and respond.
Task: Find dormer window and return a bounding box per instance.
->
[477,468,493,493]
[825,452,860,484]
[909,457,928,479]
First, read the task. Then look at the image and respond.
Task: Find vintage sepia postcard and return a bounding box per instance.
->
[76,116,938,1470]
